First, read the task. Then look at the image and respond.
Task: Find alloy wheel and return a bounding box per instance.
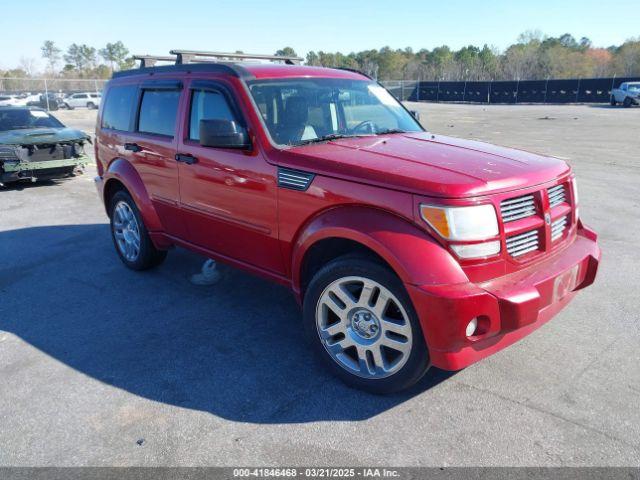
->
[112,200,141,262]
[315,276,413,379]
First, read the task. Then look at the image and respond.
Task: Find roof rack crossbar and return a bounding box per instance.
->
[133,55,177,68]
[169,50,303,65]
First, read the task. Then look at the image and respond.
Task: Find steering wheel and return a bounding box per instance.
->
[351,120,376,134]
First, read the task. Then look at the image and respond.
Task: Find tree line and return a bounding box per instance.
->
[2,33,639,81]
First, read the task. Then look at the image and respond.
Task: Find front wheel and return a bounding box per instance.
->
[109,190,167,270]
[87,102,96,109]
[610,96,616,106]
[303,255,430,394]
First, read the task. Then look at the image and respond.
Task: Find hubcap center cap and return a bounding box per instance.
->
[350,309,380,340]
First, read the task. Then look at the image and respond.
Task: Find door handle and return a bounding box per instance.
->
[124,142,142,152]
[175,153,198,165]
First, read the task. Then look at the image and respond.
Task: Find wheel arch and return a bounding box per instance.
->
[102,158,164,233]
[291,206,469,300]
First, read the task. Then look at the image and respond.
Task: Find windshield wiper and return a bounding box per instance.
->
[296,133,372,145]
[375,128,407,135]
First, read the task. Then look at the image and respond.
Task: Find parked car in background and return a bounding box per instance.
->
[611,82,640,107]
[63,92,102,109]
[0,106,90,185]
[26,93,63,111]
[95,51,601,393]
[0,95,27,107]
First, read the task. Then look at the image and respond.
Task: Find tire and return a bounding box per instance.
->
[610,96,616,106]
[108,190,167,270]
[87,102,95,109]
[302,255,430,394]
[623,97,633,108]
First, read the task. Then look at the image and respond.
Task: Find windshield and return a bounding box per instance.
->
[248,78,423,146]
[0,108,64,131]
[627,84,640,92]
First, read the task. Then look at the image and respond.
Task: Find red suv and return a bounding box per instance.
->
[94,51,600,393]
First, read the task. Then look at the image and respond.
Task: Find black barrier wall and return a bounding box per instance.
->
[384,77,640,103]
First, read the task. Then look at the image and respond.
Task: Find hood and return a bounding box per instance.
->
[0,127,90,146]
[280,132,570,198]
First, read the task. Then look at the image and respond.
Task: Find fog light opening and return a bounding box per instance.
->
[465,318,478,337]
[466,315,491,339]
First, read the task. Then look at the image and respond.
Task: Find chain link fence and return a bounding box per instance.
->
[381,77,640,103]
[0,78,108,111]
[3,76,639,109]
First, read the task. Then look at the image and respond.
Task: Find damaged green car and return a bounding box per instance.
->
[0,106,90,186]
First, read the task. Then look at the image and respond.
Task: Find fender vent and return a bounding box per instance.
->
[277,168,314,191]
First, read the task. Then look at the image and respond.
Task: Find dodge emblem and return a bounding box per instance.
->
[545,213,551,225]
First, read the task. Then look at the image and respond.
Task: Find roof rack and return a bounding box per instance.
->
[133,55,178,68]
[169,49,303,65]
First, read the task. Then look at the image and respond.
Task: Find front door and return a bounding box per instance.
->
[125,80,187,238]
[177,80,283,274]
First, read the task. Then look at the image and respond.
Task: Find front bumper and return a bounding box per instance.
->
[1,155,89,183]
[408,221,601,370]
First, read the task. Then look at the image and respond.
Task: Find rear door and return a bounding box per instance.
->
[121,80,187,238]
[176,79,283,274]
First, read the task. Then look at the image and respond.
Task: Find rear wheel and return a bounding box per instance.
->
[109,190,167,270]
[623,97,633,108]
[303,255,430,394]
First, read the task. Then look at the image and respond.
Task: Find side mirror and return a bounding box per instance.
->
[409,110,421,121]
[199,119,251,149]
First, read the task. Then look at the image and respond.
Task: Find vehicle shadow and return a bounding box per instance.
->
[0,224,455,424]
[0,178,70,191]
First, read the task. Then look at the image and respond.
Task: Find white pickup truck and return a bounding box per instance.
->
[611,82,640,107]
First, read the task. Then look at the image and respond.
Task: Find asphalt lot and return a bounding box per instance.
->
[1,103,639,467]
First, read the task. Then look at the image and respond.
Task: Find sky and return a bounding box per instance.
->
[0,0,637,71]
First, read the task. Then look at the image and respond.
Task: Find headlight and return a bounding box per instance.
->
[420,204,499,240]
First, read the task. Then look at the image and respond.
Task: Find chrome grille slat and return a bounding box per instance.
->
[500,194,537,223]
[501,199,535,211]
[503,210,537,222]
[547,184,566,208]
[501,194,534,206]
[506,228,539,257]
[550,215,568,241]
[509,241,539,257]
[507,230,538,242]
[506,235,539,249]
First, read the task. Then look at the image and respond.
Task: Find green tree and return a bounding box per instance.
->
[99,41,130,71]
[275,47,298,58]
[41,40,61,74]
[64,44,96,74]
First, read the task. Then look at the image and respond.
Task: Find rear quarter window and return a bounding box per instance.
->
[101,85,137,131]
[138,90,180,137]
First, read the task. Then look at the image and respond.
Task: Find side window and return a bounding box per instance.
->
[101,84,137,131]
[138,89,181,137]
[189,89,236,141]
[77,94,88,99]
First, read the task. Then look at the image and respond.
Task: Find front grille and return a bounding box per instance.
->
[506,229,540,257]
[547,184,566,208]
[551,216,568,241]
[500,194,536,223]
[0,147,18,161]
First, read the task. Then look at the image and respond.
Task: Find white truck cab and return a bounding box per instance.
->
[611,82,640,107]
